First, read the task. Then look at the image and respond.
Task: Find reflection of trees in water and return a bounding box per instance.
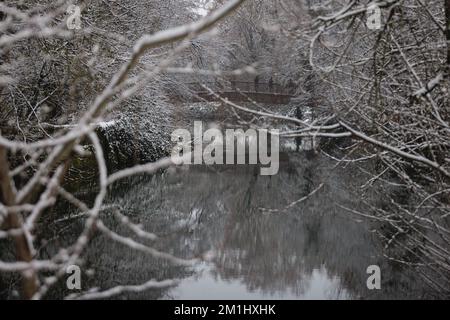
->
[25,154,434,299]
[102,154,429,299]
[206,158,352,297]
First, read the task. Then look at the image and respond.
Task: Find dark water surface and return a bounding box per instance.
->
[73,152,431,300]
[1,152,432,299]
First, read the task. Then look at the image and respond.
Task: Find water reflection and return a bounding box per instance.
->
[1,153,429,299]
[89,152,429,299]
[164,263,349,300]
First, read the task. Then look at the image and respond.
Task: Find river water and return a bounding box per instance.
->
[0,126,435,300]
[63,150,431,300]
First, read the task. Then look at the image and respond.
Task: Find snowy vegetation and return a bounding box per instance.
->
[0,0,449,299]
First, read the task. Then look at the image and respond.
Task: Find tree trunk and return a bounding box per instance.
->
[0,147,38,299]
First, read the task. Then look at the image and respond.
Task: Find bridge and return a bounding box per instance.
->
[183,81,293,104]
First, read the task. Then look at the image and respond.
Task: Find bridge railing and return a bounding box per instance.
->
[183,81,292,96]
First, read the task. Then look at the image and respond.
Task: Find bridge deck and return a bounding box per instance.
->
[184,81,293,104]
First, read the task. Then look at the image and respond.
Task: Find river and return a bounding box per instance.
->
[54,150,431,300]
